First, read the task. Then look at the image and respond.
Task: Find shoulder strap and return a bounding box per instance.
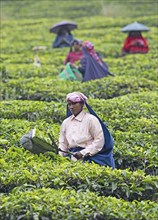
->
[85,103,114,151]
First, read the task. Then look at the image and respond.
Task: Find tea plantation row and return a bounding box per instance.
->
[2,75,158,101]
[1,146,158,201]
[1,188,158,220]
[1,91,158,174]
[1,0,158,219]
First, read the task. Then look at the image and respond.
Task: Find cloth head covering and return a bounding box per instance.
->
[66,92,88,103]
[70,39,82,52]
[82,41,102,63]
[71,39,82,46]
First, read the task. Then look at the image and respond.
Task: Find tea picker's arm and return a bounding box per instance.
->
[58,148,74,156]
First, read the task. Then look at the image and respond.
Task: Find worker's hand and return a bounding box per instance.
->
[73,151,83,160]
[70,63,77,69]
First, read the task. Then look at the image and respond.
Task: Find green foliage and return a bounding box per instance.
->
[0,119,60,147]
[1,147,158,202]
[1,91,158,173]
[0,100,64,122]
[2,76,157,101]
[1,0,158,219]
[1,0,157,20]
[1,188,158,220]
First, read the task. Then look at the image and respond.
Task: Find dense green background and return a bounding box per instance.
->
[1,0,158,219]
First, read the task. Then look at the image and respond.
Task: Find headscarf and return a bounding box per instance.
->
[82,41,102,64]
[70,39,82,52]
[71,39,82,46]
[66,92,88,103]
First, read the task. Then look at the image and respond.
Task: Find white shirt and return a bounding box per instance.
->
[59,110,104,157]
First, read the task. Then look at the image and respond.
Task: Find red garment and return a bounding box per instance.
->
[122,36,149,54]
[64,51,83,65]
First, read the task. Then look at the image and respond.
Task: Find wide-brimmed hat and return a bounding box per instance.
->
[121,21,150,33]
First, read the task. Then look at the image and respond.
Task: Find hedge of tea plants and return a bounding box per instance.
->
[1,188,158,220]
[1,0,158,219]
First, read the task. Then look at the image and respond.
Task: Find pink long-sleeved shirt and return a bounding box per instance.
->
[59,110,104,158]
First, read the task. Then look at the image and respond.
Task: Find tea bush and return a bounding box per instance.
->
[1,147,158,202]
[1,0,158,219]
[2,75,157,101]
[1,188,158,220]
